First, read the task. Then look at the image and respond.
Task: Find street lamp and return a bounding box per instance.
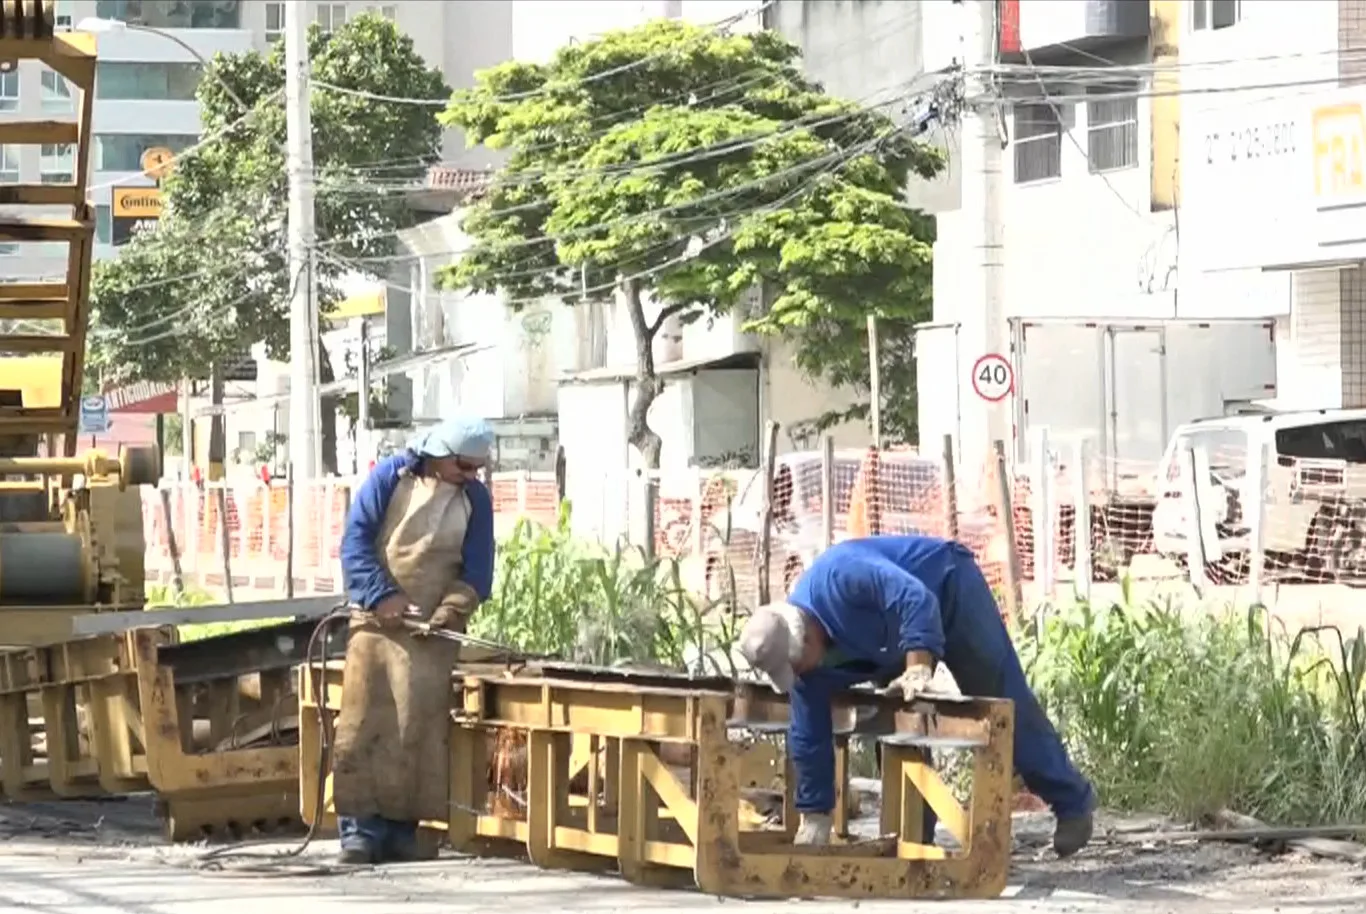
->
[75,17,250,110]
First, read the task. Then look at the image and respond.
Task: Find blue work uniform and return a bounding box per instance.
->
[340,451,495,609]
[785,535,1093,824]
[334,450,495,859]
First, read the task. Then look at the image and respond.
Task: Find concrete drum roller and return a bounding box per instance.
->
[0,444,159,605]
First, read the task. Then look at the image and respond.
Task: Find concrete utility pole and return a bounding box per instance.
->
[957,0,1010,481]
[285,2,322,482]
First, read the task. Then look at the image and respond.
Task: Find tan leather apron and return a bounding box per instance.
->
[332,473,472,823]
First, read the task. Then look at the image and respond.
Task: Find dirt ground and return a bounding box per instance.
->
[2,796,1364,913]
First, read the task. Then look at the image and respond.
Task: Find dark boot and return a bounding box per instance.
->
[381,820,431,863]
[337,844,377,865]
[1053,808,1094,858]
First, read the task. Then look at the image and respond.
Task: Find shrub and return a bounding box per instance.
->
[1018,591,1366,825]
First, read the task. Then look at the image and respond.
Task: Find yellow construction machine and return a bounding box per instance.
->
[0,1,341,841]
[0,0,158,647]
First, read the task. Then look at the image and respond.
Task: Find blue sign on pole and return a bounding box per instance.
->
[79,395,111,435]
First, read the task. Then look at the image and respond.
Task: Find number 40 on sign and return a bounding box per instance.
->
[971,353,1013,402]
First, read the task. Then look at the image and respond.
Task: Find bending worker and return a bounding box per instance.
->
[737,534,1095,857]
[332,414,496,865]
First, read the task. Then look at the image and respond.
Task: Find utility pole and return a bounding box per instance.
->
[957,0,1009,481]
[285,2,321,483]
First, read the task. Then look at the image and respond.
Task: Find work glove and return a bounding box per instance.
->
[794,812,832,846]
[884,664,935,702]
[429,581,480,632]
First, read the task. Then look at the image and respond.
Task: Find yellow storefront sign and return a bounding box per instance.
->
[112,187,163,219]
[1312,102,1366,198]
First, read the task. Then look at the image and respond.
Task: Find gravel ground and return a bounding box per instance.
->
[2,796,1365,913]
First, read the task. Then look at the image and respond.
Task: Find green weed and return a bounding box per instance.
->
[471,501,740,673]
[1018,597,1366,825]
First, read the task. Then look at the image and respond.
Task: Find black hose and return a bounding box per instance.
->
[191,605,354,875]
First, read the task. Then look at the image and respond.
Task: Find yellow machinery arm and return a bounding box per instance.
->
[0,0,98,449]
[0,1,159,643]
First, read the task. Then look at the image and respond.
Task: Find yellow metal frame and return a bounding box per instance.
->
[300,661,1014,900]
[0,629,303,839]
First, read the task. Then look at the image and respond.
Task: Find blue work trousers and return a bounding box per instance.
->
[881,551,1094,833]
[338,814,418,859]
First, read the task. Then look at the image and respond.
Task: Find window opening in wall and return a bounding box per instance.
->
[95,204,112,245]
[95,133,197,172]
[379,5,397,20]
[317,3,348,33]
[96,62,202,101]
[1192,0,1240,31]
[94,0,242,29]
[1086,86,1138,173]
[0,146,18,184]
[41,69,73,113]
[40,144,73,184]
[0,69,18,113]
[265,2,284,43]
[1013,102,1063,183]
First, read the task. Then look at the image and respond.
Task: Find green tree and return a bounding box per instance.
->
[439,18,940,465]
[89,13,449,472]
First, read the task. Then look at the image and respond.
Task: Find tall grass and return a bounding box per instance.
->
[1018,592,1366,825]
[471,501,741,673]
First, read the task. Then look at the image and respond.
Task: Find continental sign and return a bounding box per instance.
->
[112,187,162,245]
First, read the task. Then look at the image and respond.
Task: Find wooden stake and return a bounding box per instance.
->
[756,420,780,606]
[992,440,1022,621]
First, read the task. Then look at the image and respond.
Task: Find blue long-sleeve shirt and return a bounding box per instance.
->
[784,535,963,812]
[340,451,495,609]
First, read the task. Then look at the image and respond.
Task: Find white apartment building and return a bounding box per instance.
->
[1180,0,1366,410]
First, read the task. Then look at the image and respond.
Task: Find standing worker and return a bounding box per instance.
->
[737,534,1095,857]
[332,414,496,864]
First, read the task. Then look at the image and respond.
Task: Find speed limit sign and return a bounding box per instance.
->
[971,353,1014,402]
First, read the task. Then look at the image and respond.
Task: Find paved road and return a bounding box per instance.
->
[2,834,1365,914]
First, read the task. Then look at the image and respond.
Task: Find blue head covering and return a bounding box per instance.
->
[409,413,495,461]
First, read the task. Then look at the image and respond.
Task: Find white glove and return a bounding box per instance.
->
[885,664,935,702]
[794,812,832,846]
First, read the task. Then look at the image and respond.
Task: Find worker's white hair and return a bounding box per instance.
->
[763,601,807,664]
[737,601,808,693]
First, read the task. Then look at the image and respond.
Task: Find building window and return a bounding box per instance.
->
[93,0,242,29]
[1013,102,1063,183]
[95,134,196,172]
[40,144,74,184]
[96,62,201,101]
[265,2,285,42]
[0,69,17,112]
[0,146,17,184]
[378,5,397,20]
[55,0,74,31]
[95,203,112,244]
[317,3,347,32]
[1192,0,1240,30]
[1086,87,1138,173]
[41,69,73,113]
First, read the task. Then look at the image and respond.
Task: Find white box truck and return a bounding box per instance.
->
[914,317,1278,574]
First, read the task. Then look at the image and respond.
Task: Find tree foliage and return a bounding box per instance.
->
[89,13,448,385]
[439,18,941,463]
